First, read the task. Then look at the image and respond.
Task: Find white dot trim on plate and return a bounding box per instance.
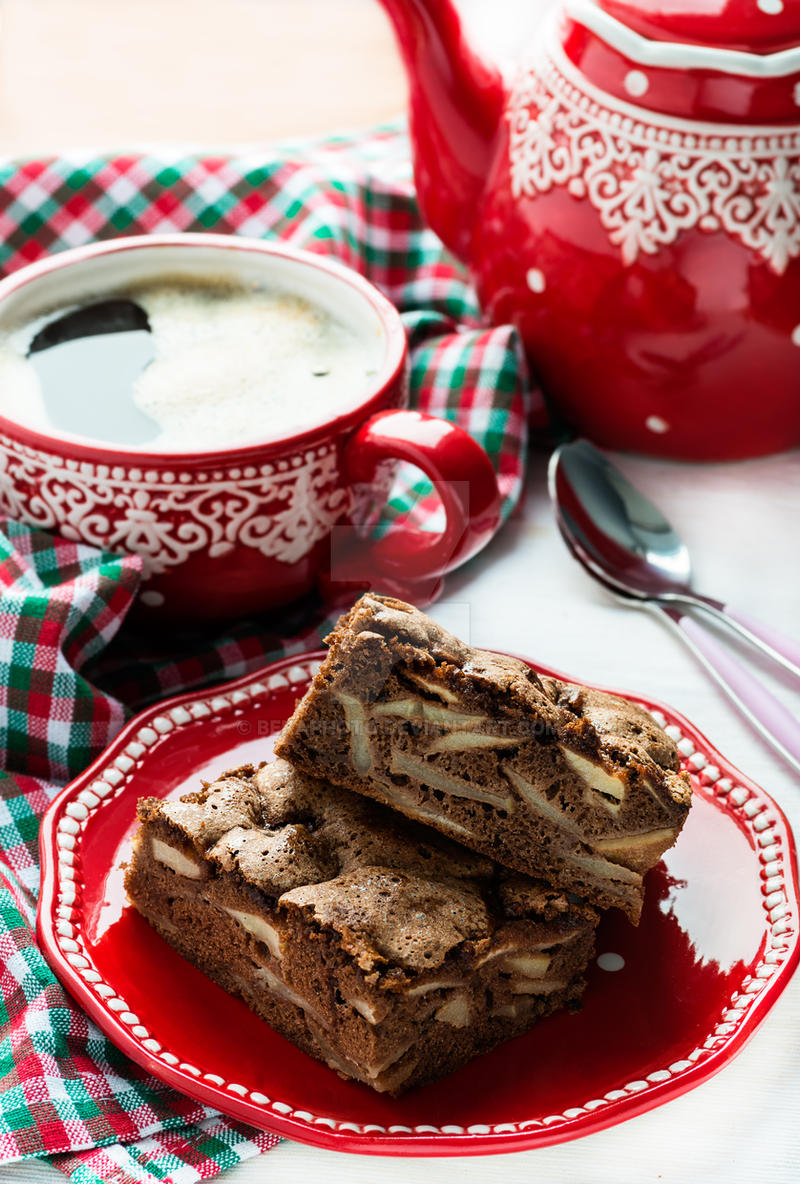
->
[646,416,670,434]
[47,669,797,1139]
[757,1,784,15]
[526,268,546,294]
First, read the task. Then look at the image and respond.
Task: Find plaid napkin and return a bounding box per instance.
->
[0,123,536,1182]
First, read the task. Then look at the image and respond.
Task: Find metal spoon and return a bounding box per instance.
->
[549,441,800,774]
[553,511,800,774]
[549,439,800,682]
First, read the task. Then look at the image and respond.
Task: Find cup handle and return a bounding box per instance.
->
[330,409,501,597]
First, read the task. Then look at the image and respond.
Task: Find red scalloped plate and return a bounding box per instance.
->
[37,651,800,1156]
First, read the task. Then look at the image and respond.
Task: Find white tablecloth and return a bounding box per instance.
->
[8,448,800,1184]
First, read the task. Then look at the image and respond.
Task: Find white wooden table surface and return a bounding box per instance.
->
[6,448,800,1184]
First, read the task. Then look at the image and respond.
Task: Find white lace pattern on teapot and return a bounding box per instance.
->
[507,38,800,273]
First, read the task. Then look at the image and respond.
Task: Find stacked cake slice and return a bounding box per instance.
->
[126,759,597,1095]
[126,593,692,1095]
[276,594,692,924]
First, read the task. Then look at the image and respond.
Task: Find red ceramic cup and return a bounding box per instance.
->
[0,234,500,622]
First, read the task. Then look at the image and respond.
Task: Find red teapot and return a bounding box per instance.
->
[377,0,800,460]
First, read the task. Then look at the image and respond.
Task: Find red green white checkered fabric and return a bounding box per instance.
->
[0,123,537,1182]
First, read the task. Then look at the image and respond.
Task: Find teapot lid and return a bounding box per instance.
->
[598,0,800,54]
[561,0,800,122]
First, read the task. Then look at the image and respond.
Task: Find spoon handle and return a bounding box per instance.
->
[658,605,800,775]
[678,594,800,683]
[721,605,800,678]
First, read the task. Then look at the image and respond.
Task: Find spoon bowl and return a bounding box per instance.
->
[549,439,800,772]
[548,439,692,601]
[549,441,800,683]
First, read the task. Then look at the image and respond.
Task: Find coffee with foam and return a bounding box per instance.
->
[0,279,381,452]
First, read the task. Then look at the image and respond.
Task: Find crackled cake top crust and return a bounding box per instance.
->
[141,759,589,975]
[322,594,690,809]
[324,594,564,725]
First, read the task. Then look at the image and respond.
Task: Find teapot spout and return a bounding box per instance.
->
[377,0,505,263]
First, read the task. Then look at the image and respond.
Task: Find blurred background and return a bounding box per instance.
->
[0,0,554,157]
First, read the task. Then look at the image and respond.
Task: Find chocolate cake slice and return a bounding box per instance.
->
[126,759,597,1096]
[275,594,692,922]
